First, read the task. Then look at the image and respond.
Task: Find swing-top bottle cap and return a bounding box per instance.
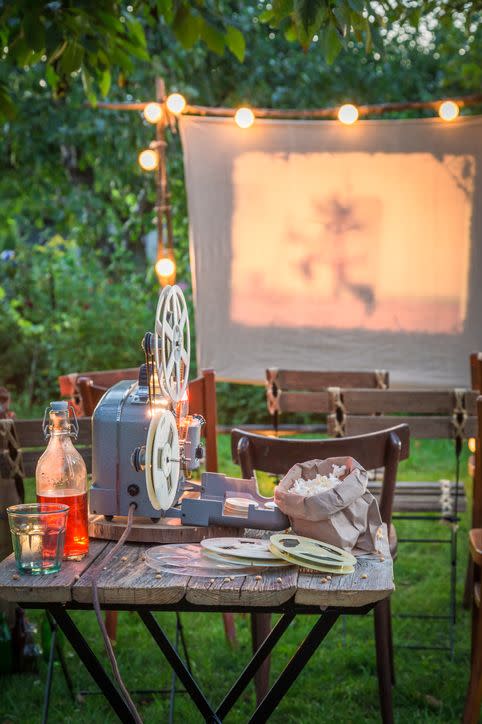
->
[50,401,68,412]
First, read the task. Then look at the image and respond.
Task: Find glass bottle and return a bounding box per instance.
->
[36,401,89,560]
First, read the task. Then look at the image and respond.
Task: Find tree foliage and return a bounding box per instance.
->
[0,2,481,418]
[0,1,481,117]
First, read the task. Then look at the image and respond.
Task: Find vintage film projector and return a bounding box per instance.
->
[89,285,288,531]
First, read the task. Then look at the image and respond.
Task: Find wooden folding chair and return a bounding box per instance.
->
[231,424,410,721]
[464,395,482,723]
[464,353,482,608]
[266,368,389,433]
[326,386,476,654]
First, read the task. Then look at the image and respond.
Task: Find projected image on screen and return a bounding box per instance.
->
[230,152,474,334]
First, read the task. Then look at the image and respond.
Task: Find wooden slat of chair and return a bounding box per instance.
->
[327,386,475,516]
[14,418,92,477]
[334,415,477,440]
[232,424,410,477]
[274,390,331,414]
[59,368,139,416]
[232,424,409,722]
[266,369,389,392]
[266,368,389,418]
[339,388,478,415]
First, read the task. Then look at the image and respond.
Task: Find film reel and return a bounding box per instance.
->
[154,284,190,404]
[145,409,180,511]
[269,533,356,573]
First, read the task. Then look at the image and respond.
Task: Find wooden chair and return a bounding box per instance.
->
[464,353,482,608]
[326,386,476,654]
[60,368,219,474]
[464,395,482,723]
[58,368,139,416]
[231,424,410,722]
[266,368,389,432]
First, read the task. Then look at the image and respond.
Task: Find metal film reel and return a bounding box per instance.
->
[145,409,180,511]
[154,285,190,404]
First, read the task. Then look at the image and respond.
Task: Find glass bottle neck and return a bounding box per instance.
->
[49,411,72,437]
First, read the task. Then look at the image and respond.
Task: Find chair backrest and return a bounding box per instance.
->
[325,388,477,440]
[59,368,139,416]
[474,396,482,529]
[266,368,389,417]
[231,424,410,524]
[11,417,92,477]
[61,368,219,474]
[187,369,218,473]
[471,353,482,392]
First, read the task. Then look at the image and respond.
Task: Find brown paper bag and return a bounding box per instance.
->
[274,457,382,554]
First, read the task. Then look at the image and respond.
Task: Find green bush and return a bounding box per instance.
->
[0,236,157,407]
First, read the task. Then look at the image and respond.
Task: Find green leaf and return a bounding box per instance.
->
[58,42,84,74]
[225,25,245,62]
[258,9,274,23]
[81,69,96,106]
[157,0,174,22]
[322,23,343,64]
[347,0,364,13]
[284,24,298,41]
[99,69,111,96]
[125,16,147,49]
[0,82,16,120]
[200,20,225,54]
[172,7,202,49]
[45,64,59,89]
[22,13,45,52]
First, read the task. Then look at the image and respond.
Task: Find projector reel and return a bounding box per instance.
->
[145,409,180,511]
[154,285,190,405]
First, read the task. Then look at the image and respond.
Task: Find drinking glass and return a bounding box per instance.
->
[7,503,69,575]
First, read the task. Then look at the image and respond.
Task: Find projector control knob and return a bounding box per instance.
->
[131,446,146,472]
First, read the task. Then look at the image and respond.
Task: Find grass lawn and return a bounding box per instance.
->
[0,435,471,723]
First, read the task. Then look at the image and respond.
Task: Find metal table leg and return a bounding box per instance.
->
[48,605,134,724]
[248,612,340,724]
[216,613,295,719]
[139,610,221,723]
[41,617,57,724]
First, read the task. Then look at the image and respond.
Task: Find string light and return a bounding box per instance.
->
[234,107,255,129]
[155,255,176,286]
[143,102,163,124]
[138,149,158,171]
[166,93,186,114]
[469,437,477,454]
[438,100,459,121]
[338,104,359,125]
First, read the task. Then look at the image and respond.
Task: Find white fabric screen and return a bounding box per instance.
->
[180,115,482,386]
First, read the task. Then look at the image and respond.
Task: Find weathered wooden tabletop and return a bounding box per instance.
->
[0,525,393,611]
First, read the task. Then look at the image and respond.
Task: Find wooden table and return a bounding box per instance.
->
[0,527,394,723]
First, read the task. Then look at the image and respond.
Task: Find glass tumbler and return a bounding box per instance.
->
[7,503,69,575]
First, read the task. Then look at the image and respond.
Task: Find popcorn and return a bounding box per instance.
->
[290,464,346,496]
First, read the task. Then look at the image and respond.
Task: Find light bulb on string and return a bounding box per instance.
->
[155,255,176,286]
[234,107,255,129]
[469,437,477,454]
[138,149,158,171]
[438,100,459,121]
[143,102,163,124]
[166,93,186,114]
[338,104,359,125]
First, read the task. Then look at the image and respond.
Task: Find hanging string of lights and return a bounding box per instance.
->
[94,88,482,285]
